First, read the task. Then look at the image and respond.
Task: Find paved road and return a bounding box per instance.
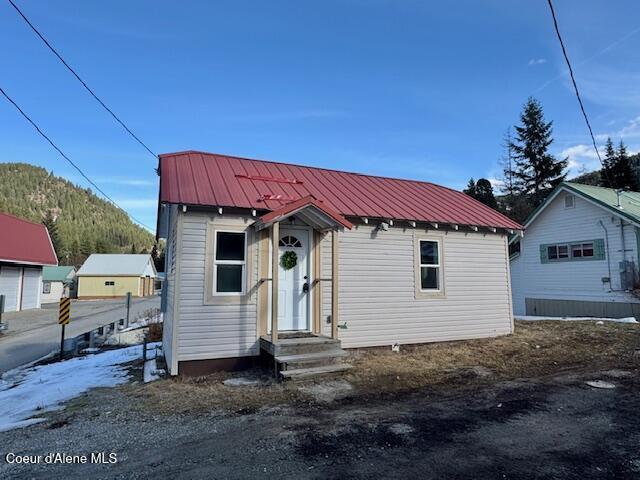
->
[0,296,160,374]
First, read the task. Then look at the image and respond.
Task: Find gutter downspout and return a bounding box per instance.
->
[599,220,613,291]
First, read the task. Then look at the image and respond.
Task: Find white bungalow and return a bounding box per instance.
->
[157,151,522,377]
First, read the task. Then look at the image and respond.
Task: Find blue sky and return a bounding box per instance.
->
[1,0,639,230]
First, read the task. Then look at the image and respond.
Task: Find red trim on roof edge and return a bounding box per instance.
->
[259,195,353,229]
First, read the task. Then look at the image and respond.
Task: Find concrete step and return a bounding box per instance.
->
[276,349,348,369]
[279,363,352,380]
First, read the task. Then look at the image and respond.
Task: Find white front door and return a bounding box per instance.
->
[277,228,310,331]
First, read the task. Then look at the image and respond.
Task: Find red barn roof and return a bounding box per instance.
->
[159,151,522,230]
[0,212,58,266]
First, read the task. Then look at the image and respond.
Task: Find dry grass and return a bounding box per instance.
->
[129,320,640,414]
[345,320,640,392]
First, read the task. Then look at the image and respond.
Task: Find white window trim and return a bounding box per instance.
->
[212,230,247,297]
[414,234,445,299]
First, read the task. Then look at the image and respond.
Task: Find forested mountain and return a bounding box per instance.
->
[0,163,155,266]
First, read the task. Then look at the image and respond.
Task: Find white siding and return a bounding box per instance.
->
[21,268,41,310]
[0,266,21,312]
[176,212,259,362]
[510,191,639,315]
[162,205,179,374]
[321,225,513,348]
[41,281,65,304]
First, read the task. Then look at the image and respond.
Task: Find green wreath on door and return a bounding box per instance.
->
[280,251,298,270]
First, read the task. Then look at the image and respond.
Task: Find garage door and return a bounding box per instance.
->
[0,266,21,312]
[21,268,41,310]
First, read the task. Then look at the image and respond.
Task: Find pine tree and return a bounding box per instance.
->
[42,210,61,260]
[616,140,637,190]
[509,97,567,212]
[601,139,638,190]
[131,243,137,254]
[464,178,477,197]
[473,179,498,209]
[600,138,616,188]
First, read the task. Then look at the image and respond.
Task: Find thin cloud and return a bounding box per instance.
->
[528,58,547,66]
[114,198,158,209]
[97,177,157,187]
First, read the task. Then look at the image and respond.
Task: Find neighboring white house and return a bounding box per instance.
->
[0,212,58,312]
[510,182,640,319]
[156,151,522,376]
[41,266,76,304]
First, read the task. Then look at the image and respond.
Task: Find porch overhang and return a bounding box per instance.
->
[253,195,353,232]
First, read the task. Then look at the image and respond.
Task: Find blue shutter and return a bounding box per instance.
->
[540,244,549,264]
[593,238,605,260]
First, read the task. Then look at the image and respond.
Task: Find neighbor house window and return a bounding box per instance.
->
[571,242,594,258]
[541,239,604,263]
[419,239,441,291]
[105,281,115,286]
[547,244,569,260]
[214,231,246,294]
[42,281,51,294]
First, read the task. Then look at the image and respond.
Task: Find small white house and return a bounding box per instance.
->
[41,266,76,304]
[0,212,58,312]
[157,151,522,376]
[510,182,640,319]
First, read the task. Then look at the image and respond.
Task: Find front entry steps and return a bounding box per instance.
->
[260,335,352,380]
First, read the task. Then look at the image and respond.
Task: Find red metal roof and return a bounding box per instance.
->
[159,151,522,230]
[0,211,58,266]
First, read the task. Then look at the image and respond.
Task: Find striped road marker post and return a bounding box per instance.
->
[58,297,71,360]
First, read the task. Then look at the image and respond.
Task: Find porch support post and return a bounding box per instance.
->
[331,229,339,339]
[271,221,280,343]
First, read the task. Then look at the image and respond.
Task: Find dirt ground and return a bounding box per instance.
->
[2,320,640,479]
[133,320,640,414]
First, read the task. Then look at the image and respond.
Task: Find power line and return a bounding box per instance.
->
[7,0,157,159]
[0,85,155,231]
[546,0,613,186]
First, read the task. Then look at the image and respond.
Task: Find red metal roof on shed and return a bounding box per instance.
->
[0,211,58,266]
[159,151,522,230]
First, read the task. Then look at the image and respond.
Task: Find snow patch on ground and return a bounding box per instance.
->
[515,315,638,324]
[0,343,158,432]
[120,313,162,333]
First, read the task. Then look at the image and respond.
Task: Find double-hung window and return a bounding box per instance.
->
[547,244,569,260]
[214,231,246,295]
[571,242,594,258]
[419,239,441,291]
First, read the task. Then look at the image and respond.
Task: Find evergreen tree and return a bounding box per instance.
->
[616,140,637,190]
[42,210,61,260]
[463,178,477,197]
[509,97,567,214]
[600,139,638,190]
[131,243,137,254]
[473,178,498,209]
[600,138,617,188]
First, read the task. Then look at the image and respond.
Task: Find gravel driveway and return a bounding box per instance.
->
[1,370,639,479]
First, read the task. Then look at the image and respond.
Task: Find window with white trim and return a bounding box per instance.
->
[214,231,246,294]
[419,239,441,291]
[42,281,51,294]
